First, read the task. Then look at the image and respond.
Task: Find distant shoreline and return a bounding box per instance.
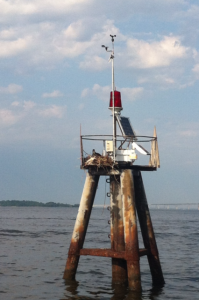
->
[0,200,79,207]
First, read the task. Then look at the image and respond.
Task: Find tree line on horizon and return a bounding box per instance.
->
[0,200,79,207]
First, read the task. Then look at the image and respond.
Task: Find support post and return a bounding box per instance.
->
[63,172,99,280]
[133,171,165,286]
[121,170,142,291]
[110,175,127,285]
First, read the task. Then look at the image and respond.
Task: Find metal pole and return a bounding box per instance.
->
[110,175,127,285]
[101,35,116,163]
[63,172,99,280]
[111,39,116,163]
[121,169,142,291]
[133,171,165,286]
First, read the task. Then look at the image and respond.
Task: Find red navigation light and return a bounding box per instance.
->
[109,91,123,112]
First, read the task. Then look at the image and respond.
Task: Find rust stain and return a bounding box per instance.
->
[121,169,141,290]
[110,175,128,284]
[79,248,148,259]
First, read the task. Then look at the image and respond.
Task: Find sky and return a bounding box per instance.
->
[0,0,199,205]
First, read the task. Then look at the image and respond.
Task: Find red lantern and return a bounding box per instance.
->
[109,91,123,112]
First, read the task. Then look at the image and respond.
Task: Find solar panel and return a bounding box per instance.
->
[116,116,136,137]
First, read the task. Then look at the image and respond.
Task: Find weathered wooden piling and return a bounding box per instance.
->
[110,175,127,285]
[121,169,142,291]
[63,173,99,280]
[133,171,165,286]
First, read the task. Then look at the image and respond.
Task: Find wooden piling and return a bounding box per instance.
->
[133,171,165,286]
[63,173,99,280]
[121,169,142,291]
[110,175,128,285]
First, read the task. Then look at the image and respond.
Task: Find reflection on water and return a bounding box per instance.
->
[63,279,164,300]
[63,280,80,299]
[0,207,198,300]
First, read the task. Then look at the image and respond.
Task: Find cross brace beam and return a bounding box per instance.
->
[79,248,148,259]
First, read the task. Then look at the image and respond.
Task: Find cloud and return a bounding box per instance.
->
[0,0,92,20]
[126,36,188,69]
[81,84,143,102]
[0,84,23,94]
[81,84,111,101]
[0,1,197,90]
[42,90,63,98]
[0,108,21,125]
[11,101,20,107]
[23,101,36,110]
[0,16,125,71]
[192,64,199,73]
[120,87,144,101]
[80,55,108,71]
[38,105,65,118]
[0,101,66,128]
[0,37,31,58]
[179,130,198,137]
[54,19,123,59]
[0,100,69,149]
[0,0,186,23]
[162,121,199,148]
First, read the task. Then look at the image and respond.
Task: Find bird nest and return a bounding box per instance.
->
[83,154,116,169]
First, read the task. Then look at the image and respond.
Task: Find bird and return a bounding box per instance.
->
[92,149,101,157]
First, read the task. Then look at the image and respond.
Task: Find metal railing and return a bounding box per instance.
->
[80,134,157,167]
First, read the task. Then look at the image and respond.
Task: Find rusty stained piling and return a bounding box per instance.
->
[63,173,99,280]
[110,175,128,285]
[133,171,165,286]
[121,170,142,291]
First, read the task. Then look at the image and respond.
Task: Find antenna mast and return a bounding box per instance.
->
[102,34,116,162]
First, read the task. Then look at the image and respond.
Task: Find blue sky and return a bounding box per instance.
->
[0,0,199,204]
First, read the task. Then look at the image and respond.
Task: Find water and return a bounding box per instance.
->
[0,207,199,300]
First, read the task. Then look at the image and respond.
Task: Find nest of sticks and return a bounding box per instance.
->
[83,154,116,169]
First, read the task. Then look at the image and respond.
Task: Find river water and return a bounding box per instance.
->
[0,207,199,300]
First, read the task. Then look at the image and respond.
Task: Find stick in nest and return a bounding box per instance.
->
[84,155,117,170]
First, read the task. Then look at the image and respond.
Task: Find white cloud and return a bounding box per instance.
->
[0,37,32,58]
[81,84,111,101]
[0,84,23,94]
[163,122,199,147]
[0,101,70,148]
[0,0,187,22]
[42,90,63,98]
[23,101,36,110]
[0,18,125,70]
[0,101,66,129]
[120,87,143,101]
[126,36,188,69]
[0,108,21,125]
[62,20,88,41]
[0,0,91,19]
[192,63,199,73]
[0,1,197,91]
[80,55,108,71]
[54,19,123,60]
[38,105,65,118]
[179,129,198,137]
[81,84,143,102]
[11,101,20,106]
[81,88,89,98]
